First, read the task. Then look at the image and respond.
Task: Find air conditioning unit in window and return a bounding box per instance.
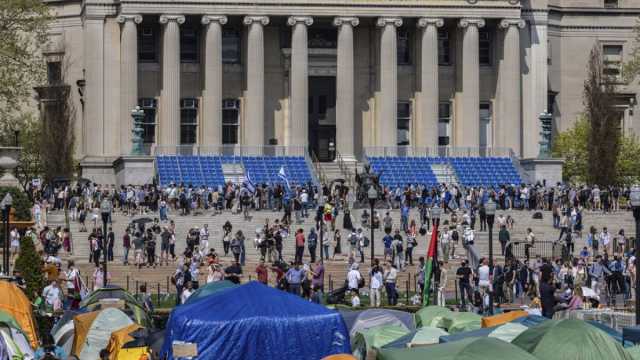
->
[139,98,157,108]
[222,99,240,110]
[181,98,199,108]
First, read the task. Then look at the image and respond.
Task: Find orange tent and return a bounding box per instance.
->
[322,355,357,360]
[0,281,39,347]
[71,310,100,356]
[481,310,528,328]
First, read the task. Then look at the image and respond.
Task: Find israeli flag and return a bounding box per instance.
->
[243,171,256,194]
[278,166,291,190]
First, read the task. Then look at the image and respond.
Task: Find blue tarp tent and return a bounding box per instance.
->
[162,281,350,360]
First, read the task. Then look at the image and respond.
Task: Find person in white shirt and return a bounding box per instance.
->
[43,280,61,311]
[600,227,611,254]
[199,224,210,254]
[369,260,383,307]
[440,228,451,263]
[180,281,194,304]
[347,263,362,295]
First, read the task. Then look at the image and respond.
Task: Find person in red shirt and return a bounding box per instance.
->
[295,229,305,264]
[256,259,269,285]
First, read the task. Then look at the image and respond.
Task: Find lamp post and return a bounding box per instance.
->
[485,197,497,314]
[629,185,640,324]
[368,187,378,264]
[100,196,112,287]
[430,205,442,305]
[1,193,13,275]
[318,195,325,265]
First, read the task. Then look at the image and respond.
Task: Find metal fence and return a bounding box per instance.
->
[508,240,563,260]
[363,146,515,158]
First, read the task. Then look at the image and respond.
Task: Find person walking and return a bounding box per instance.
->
[370,259,383,307]
[383,261,398,306]
[456,260,473,307]
[295,229,305,264]
[308,228,318,263]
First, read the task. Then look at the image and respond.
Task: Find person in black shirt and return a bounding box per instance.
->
[225,261,243,284]
[539,258,554,284]
[107,227,115,262]
[456,260,473,306]
[540,277,556,319]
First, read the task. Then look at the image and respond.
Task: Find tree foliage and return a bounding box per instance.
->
[0,0,51,144]
[583,45,620,187]
[0,186,32,221]
[623,18,640,83]
[14,235,45,301]
[552,117,589,184]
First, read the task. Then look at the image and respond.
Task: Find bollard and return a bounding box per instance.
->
[166,276,170,294]
[126,275,130,291]
[157,283,161,307]
[135,280,139,295]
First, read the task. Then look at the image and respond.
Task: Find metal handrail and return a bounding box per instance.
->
[335,150,354,186]
[310,150,328,185]
[363,146,514,158]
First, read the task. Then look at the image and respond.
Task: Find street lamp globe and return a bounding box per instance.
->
[485,198,497,216]
[431,205,442,222]
[368,187,378,202]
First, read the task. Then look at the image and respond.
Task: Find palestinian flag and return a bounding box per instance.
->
[422,224,439,306]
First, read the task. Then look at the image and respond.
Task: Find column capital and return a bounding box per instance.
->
[287,16,313,27]
[417,17,444,28]
[159,15,185,25]
[333,17,359,27]
[458,18,485,29]
[376,17,402,28]
[243,16,269,26]
[117,14,142,25]
[201,15,228,26]
[499,18,525,29]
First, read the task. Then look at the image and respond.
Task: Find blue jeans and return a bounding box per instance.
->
[240,244,246,265]
[123,247,129,264]
[385,282,398,305]
[289,283,301,296]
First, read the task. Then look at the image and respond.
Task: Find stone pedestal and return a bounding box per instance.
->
[0,147,21,187]
[113,156,155,186]
[80,156,118,185]
[520,158,564,186]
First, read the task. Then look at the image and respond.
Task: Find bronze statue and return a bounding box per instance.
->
[355,163,383,207]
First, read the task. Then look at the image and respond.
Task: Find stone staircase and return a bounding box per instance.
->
[431,163,458,185]
[47,207,636,297]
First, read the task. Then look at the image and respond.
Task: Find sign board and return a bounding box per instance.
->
[31,179,41,187]
[99,298,125,309]
[172,342,198,358]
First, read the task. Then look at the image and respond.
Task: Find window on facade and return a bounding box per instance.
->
[308,28,337,48]
[602,44,623,81]
[47,62,62,84]
[139,26,157,62]
[397,29,411,65]
[604,0,619,8]
[438,29,450,65]
[138,98,157,147]
[180,27,199,63]
[438,102,451,146]
[479,30,492,66]
[397,101,411,145]
[222,99,240,144]
[222,30,241,64]
[479,102,492,148]
[180,98,198,144]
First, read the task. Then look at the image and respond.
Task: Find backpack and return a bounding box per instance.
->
[362,237,370,247]
[451,230,459,241]
[396,242,403,253]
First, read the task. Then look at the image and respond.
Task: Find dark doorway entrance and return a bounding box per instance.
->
[308,76,337,162]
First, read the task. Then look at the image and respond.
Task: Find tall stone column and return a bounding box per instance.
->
[83,16,105,156]
[159,15,185,149]
[376,17,402,150]
[117,14,143,155]
[333,17,359,161]
[498,19,525,155]
[243,16,269,148]
[287,16,313,150]
[417,18,444,149]
[201,15,227,149]
[456,18,484,148]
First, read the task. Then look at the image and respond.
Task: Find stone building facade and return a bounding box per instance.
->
[43,0,640,183]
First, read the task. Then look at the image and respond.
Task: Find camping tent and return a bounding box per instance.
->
[351,324,409,360]
[80,286,151,327]
[377,337,539,360]
[414,306,453,328]
[512,319,633,360]
[382,326,449,349]
[72,308,134,360]
[344,309,415,338]
[439,315,547,343]
[183,280,237,305]
[106,323,149,360]
[431,312,482,334]
[481,310,528,328]
[0,311,34,360]
[162,281,350,360]
[0,281,38,348]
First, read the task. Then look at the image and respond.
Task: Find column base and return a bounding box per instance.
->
[519,157,565,186]
[80,156,118,185]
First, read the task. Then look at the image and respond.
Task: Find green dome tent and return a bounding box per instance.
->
[183,280,237,305]
[382,326,449,349]
[512,319,633,360]
[352,324,410,360]
[414,306,453,328]
[430,311,482,334]
[377,337,539,360]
